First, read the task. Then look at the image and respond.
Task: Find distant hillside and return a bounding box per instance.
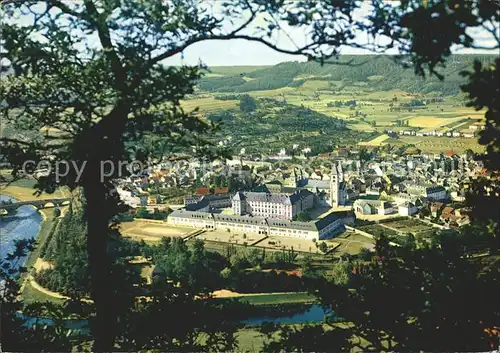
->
[208,65,272,76]
[200,55,496,95]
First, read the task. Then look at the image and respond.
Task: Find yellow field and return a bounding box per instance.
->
[408,116,464,128]
[359,134,390,146]
[452,108,486,119]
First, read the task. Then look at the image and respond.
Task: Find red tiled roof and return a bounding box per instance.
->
[446,149,456,157]
[214,187,229,194]
[262,268,302,278]
[442,207,454,214]
[195,187,210,195]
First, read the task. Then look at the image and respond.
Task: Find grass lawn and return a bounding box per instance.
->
[235,292,316,305]
[235,322,377,353]
[22,280,65,305]
[235,327,267,352]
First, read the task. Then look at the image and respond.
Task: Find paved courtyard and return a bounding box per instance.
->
[120,220,193,241]
[195,229,267,246]
[258,236,322,253]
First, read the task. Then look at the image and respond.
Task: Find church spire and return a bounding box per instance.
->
[330,165,339,208]
[337,161,344,182]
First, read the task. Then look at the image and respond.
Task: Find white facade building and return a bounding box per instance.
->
[406,184,447,201]
[232,190,314,220]
[398,202,418,216]
[168,210,355,240]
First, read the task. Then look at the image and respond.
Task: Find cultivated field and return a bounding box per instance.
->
[398,135,483,153]
[182,63,488,154]
[408,116,464,128]
[181,97,239,113]
[380,218,436,235]
[329,232,375,255]
[357,224,400,237]
[358,134,391,146]
[354,218,438,245]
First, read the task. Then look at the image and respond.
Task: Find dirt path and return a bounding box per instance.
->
[33,258,54,272]
[27,275,93,303]
[211,289,308,298]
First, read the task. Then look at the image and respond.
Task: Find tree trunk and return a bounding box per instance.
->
[78,104,128,351]
[83,162,115,351]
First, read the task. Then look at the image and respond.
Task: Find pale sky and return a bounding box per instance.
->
[162,1,499,66]
[3,1,499,68]
[163,34,499,67]
[163,1,500,66]
[163,25,500,67]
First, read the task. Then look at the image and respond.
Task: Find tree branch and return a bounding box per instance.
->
[83,0,125,88]
[45,0,88,20]
[480,21,500,47]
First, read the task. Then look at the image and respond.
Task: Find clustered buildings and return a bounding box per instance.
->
[119,147,483,239]
[168,166,353,240]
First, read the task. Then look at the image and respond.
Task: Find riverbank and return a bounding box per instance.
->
[23,209,56,269]
[0,183,68,305]
[18,208,61,304]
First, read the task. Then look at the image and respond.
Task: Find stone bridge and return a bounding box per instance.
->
[0,198,71,213]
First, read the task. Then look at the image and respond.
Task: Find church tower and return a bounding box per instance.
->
[330,166,339,208]
[337,161,344,182]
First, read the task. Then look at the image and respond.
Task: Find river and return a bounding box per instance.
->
[19,303,331,332]
[0,195,43,265]
[20,303,330,332]
[242,304,331,325]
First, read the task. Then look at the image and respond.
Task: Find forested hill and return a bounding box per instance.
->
[199,55,496,95]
